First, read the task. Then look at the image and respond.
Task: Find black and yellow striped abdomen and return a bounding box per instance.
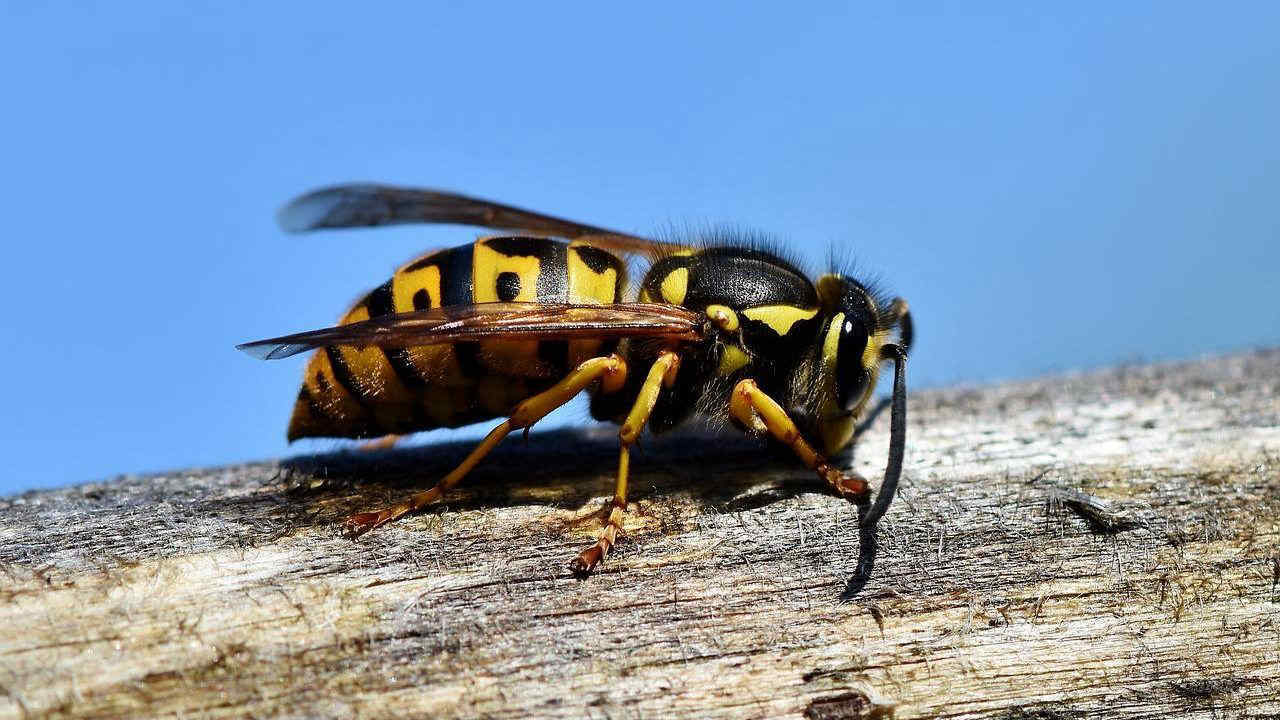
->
[288,237,625,441]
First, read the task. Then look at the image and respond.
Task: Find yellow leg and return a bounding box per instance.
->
[343,353,629,537]
[729,379,869,500]
[570,350,680,574]
[357,434,402,452]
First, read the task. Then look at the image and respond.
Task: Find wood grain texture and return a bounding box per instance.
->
[1,349,1278,719]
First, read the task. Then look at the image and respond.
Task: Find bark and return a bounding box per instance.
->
[1,349,1278,719]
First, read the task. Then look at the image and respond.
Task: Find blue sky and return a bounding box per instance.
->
[2,3,1277,493]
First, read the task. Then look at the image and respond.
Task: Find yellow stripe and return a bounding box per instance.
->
[389,255,462,390]
[335,305,414,429]
[474,239,543,376]
[566,242,620,364]
[392,260,442,312]
[742,305,819,335]
[303,349,368,424]
[566,244,619,304]
[474,240,541,302]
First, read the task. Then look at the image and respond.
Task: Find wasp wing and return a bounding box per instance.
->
[277,183,684,257]
[237,302,704,361]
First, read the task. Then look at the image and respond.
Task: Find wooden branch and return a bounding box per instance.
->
[2,350,1278,719]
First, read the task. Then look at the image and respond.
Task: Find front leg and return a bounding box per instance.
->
[728,379,869,501]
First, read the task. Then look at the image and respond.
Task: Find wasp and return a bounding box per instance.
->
[239,184,911,574]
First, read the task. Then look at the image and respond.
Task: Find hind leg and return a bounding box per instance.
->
[343,353,629,537]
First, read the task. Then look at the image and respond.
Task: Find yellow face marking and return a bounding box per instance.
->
[820,313,844,380]
[742,305,819,336]
[709,303,748,376]
[659,267,688,305]
[717,345,751,375]
[393,261,442,313]
[814,315,890,454]
[818,313,853,454]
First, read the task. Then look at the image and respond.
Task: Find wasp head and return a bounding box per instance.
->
[806,273,892,454]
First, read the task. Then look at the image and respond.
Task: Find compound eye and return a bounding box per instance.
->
[835,317,870,411]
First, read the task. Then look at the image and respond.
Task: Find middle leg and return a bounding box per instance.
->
[570,349,681,574]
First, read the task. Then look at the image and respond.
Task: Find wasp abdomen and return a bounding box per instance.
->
[287,237,625,441]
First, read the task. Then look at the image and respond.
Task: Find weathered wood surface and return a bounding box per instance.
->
[2,350,1278,719]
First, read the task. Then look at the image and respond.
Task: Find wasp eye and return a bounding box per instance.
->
[835,317,870,411]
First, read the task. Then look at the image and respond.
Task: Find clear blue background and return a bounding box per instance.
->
[3,3,1277,493]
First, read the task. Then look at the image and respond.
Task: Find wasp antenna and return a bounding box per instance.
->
[841,343,906,601]
[861,344,906,531]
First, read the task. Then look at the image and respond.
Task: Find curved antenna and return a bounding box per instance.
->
[861,343,907,531]
[842,342,907,600]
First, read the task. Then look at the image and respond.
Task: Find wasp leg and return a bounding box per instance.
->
[343,353,629,537]
[728,379,869,500]
[356,434,402,452]
[570,350,680,575]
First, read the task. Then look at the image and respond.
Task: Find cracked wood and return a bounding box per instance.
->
[1,350,1278,719]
